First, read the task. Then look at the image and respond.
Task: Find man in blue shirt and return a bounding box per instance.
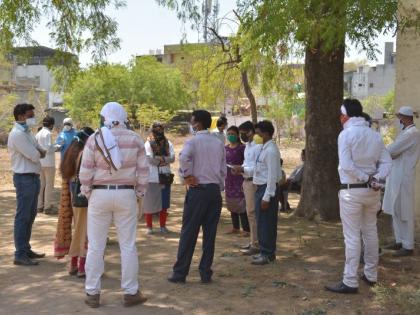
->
[56,117,77,158]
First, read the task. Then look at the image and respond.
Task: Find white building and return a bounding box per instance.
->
[9,46,67,109]
[345,42,396,99]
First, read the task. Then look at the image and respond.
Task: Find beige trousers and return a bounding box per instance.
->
[68,207,88,257]
[243,180,258,247]
[37,167,55,209]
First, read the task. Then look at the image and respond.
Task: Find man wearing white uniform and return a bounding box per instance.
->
[326,99,392,294]
[80,102,149,308]
[232,121,262,255]
[383,106,420,257]
[36,116,58,214]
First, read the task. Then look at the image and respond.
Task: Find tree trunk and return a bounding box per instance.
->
[241,70,258,124]
[295,44,344,221]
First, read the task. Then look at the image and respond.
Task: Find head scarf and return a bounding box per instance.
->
[97,102,127,171]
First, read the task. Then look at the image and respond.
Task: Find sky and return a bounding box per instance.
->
[32,0,396,67]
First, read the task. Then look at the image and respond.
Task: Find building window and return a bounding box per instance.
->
[358,83,363,87]
[372,67,377,72]
[369,83,374,88]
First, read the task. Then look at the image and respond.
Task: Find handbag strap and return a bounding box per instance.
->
[75,153,83,180]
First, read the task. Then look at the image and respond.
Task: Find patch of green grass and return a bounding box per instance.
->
[373,284,420,315]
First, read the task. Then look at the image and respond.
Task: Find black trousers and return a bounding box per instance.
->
[173,184,222,280]
[255,184,279,257]
[231,212,250,232]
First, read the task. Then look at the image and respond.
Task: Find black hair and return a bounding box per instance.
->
[192,110,212,129]
[152,122,164,130]
[76,127,95,144]
[361,112,372,125]
[238,121,255,133]
[227,125,239,134]
[342,98,363,117]
[255,120,275,137]
[217,116,228,128]
[13,103,35,121]
[42,116,55,128]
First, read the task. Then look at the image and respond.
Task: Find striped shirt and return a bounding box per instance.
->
[79,126,149,198]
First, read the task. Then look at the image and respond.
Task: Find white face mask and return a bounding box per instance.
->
[25,117,37,127]
[189,124,197,136]
[63,125,72,132]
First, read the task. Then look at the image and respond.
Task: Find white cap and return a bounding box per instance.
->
[398,106,414,117]
[63,117,73,125]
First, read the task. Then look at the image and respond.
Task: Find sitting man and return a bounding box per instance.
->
[278,149,305,212]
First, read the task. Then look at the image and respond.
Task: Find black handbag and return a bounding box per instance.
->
[158,166,174,185]
[72,155,88,208]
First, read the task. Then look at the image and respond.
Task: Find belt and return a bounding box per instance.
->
[15,173,38,176]
[340,183,370,190]
[92,185,135,190]
[190,183,219,189]
[244,177,253,181]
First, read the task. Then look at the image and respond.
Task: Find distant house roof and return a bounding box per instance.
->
[8,46,78,66]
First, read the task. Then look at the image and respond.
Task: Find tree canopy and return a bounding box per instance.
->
[64,57,190,127]
[0,0,125,61]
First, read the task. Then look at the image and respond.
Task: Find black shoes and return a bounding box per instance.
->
[167,274,186,284]
[14,256,39,266]
[325,282,358,294]
[360,274,376,287]
[200,277,212,284]
[27,251,46,259]
[393,248,414,257]
[384,242,402,251]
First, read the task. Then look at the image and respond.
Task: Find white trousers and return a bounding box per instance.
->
[85,189,139,295]
[339,188,381,288]
[392,212,415,250]
[37,167,55,209]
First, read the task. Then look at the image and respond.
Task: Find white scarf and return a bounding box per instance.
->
[98,102,128,171]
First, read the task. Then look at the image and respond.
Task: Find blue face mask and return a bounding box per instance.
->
[18,122,29,132]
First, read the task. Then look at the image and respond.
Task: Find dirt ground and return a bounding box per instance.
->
[1,136,419,315]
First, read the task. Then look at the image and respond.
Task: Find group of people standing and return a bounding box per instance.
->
[325,99,420,294]
[6,98,420,308]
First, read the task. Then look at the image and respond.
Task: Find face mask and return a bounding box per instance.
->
[189,124,197,135]
[240,133,250,143]
[400,120,405,130]
[227,135,238,143]
[153,131,164,140]
[26,117,37,127]
[63,125,72,132]
[254,135,263,144]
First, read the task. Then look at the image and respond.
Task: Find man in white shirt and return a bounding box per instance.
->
[212,116,227,144]
[383,106,420,257]
[7,103,47,266]
[243,120,281,265]
[232,121,262,255]
[36,116,58,214]
[326,99,392,294]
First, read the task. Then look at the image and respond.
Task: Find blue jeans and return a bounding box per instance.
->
[13,173,40,259]
[255,184,279,257]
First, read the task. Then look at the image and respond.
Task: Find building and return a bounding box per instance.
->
[344,42,396,99]
[8,46,71,109]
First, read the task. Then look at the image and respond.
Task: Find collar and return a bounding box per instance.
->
[262,139,274,149]
[14,122,27,132]
[343,117,367,129]
[403,124,415,131]
[246,140,256,147]
[196,130,210,135]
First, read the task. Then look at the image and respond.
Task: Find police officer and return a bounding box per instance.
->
[326,99,392,294]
